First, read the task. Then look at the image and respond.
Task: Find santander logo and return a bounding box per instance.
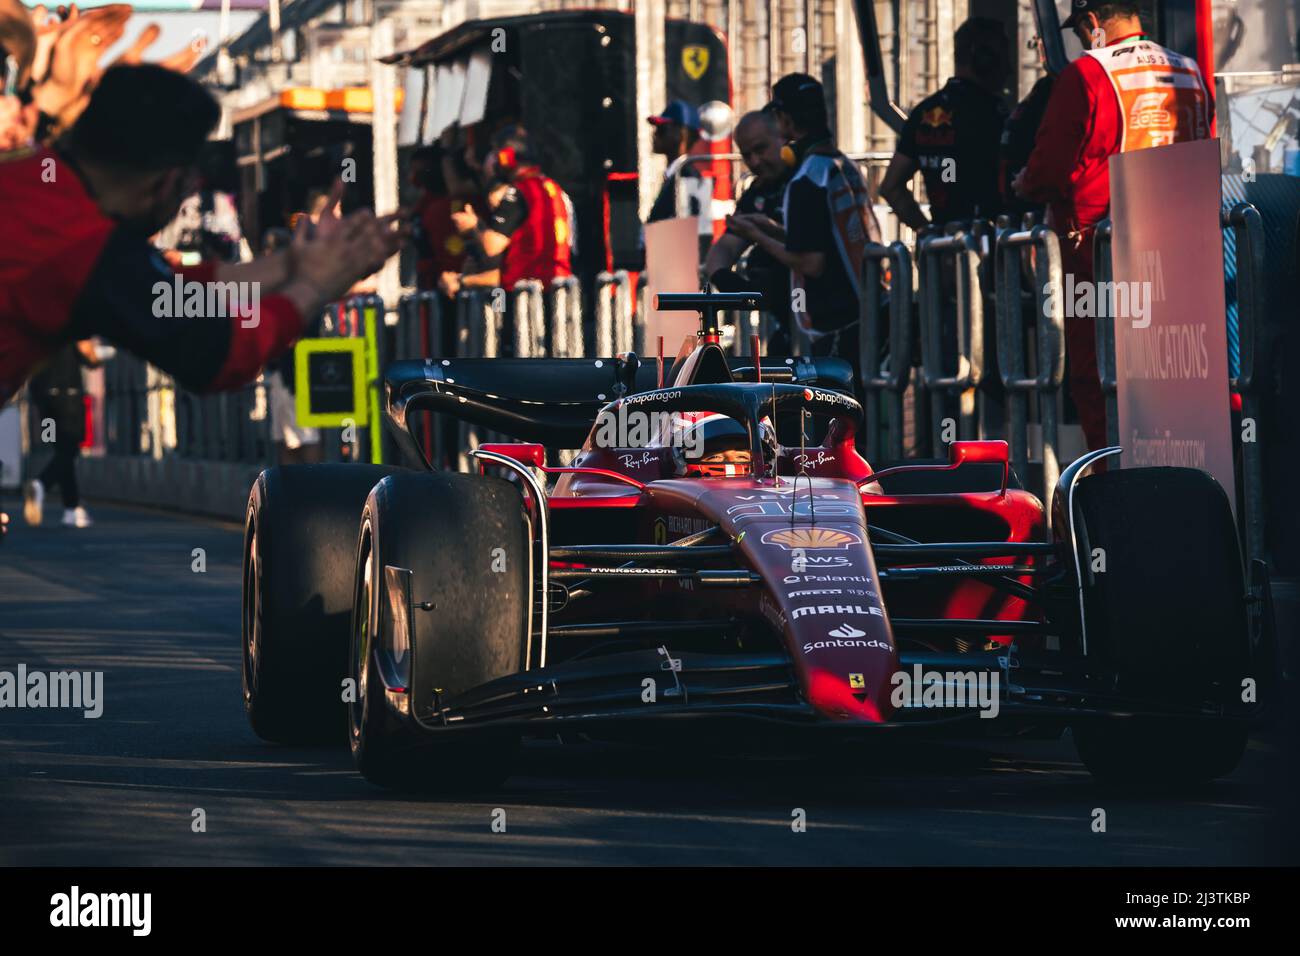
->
[828,623,866,639]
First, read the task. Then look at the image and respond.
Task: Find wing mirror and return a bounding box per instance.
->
[948,440,1009,467]
[478,443,546,469]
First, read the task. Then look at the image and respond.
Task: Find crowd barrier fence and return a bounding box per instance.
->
[995,224,1066,510]
[858,241,914,462]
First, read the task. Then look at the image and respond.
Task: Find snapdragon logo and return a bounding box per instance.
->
[591,404,704,458]
[152,274,261,328]
[0,665,102,718]
[1043,274,1151,328]
[50,886,151,936]
[890,664,1000,718]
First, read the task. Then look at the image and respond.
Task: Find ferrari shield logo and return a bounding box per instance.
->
[653,518,668,545]
[848,673,866,690]
[682,45,709,81]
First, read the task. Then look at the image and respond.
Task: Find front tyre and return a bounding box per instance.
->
[349,472,529,792]
[1072,718,1247,786]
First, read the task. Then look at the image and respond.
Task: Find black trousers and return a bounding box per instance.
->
[36,403,83,509]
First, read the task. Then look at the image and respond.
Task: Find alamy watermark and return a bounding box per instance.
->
[591,400,705,459]
[152,275,261,328]
[890,664,1000,718]
[0,664,103,718]
[1043,274,1151,327]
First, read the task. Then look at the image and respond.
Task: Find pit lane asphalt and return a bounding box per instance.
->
[1,502,1294,866]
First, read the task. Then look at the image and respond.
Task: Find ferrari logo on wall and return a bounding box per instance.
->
[682,45,709,81]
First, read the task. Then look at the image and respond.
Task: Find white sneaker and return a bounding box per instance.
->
[23,479,44,526]
[62,506,93,528]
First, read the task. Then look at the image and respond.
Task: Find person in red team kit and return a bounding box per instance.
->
[1013,0,1210,450]
[438,125,572,296]
[0,64,404,407]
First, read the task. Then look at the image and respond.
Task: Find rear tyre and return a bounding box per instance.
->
[349,471,528,792]
[1068,467,1251,784]
[242,464,400,745]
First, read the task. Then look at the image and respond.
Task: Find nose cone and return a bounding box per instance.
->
[806,667,894,722]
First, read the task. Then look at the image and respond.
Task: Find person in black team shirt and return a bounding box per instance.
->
[704,110,793,353]
[999,34,1055,224]
[880,17,1010,231]
[728,74,881,383]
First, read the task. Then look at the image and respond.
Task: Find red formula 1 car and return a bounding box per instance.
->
[241,293,1268,792]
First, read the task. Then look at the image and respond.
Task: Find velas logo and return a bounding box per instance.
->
[762,527,861,551]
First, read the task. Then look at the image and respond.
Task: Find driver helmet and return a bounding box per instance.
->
[670,412,779,477]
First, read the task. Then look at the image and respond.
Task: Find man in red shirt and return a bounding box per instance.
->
[1013,0,1210,450]
[0,64,404,407]
[438,126,572,297]
[409,145,466,291]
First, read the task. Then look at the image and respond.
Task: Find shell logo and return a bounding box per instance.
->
[762,528,862,551]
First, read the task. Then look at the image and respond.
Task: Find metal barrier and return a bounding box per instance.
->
[396,290,443,363]
[395,290,445,468]
[512,280,546,358]
[995,224,1066,509]
[859,241,914,461]
[634,272,647,355]
[1222,203,1266,565]
[550,275,584,358]
[1092,220,1120,448]
[595,271,634,357]
[98,349,269,465]
[454,288,499,469]
[916,231,985,450]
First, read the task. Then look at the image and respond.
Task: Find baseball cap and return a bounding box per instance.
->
[764,73,825,116]
[648,100,701,131]
[1061,0,1104,29]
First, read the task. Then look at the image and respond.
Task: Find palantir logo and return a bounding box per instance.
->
[50,886,151,936]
